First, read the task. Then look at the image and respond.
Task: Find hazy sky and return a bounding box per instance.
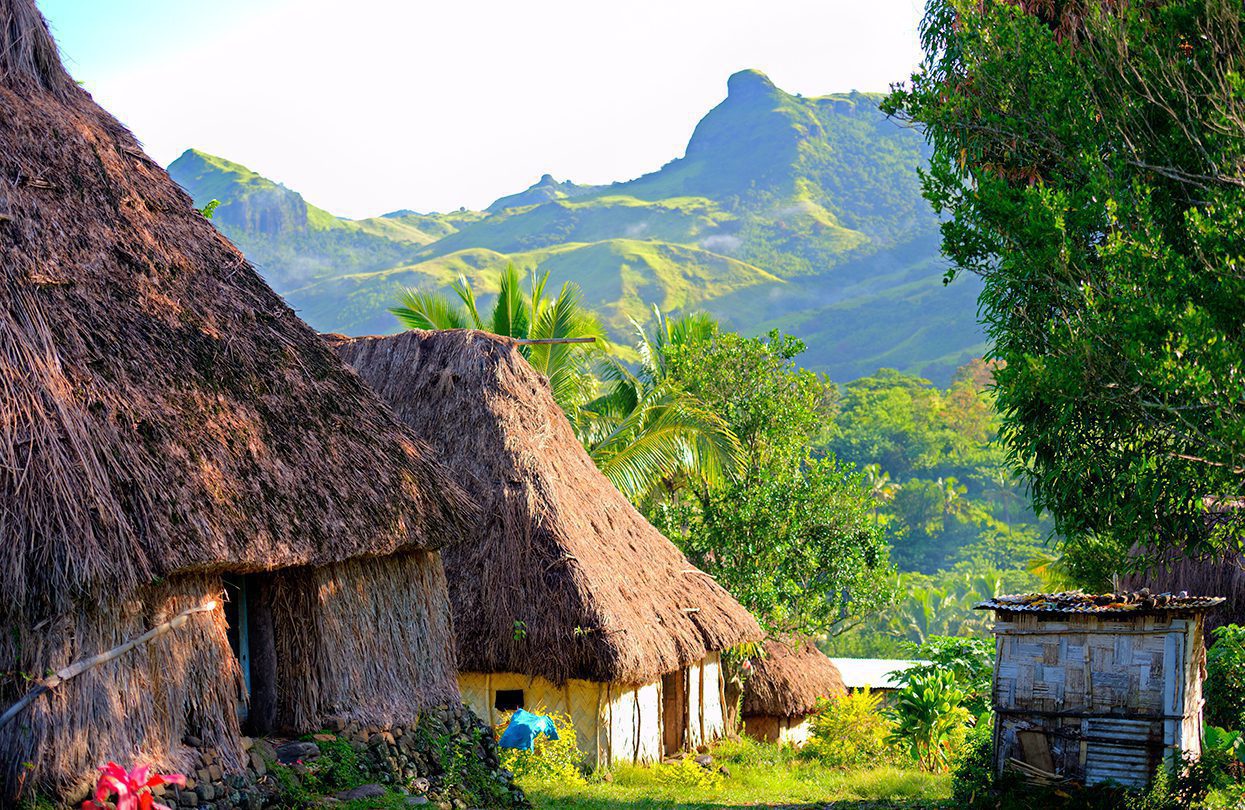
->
[39,0,926,218]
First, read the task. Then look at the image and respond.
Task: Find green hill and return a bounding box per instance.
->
[169,70,984,383]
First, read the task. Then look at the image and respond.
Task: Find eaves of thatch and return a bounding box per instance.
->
[330,329,764,686]
[742,637,846,718]
[0,0,471,624]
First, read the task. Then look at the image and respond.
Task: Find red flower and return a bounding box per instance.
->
[81,762,186,810]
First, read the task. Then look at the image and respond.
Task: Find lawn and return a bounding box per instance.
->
[521,738,951,809]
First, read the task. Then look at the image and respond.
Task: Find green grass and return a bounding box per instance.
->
[522,739,951,810]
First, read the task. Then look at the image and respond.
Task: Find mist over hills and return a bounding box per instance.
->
[170,69,985,383]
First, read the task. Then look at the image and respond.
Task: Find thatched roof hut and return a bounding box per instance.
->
[1122,505,1245,635]
[331,329,764,763]
[741,638,845,745]
[0,1,469,798]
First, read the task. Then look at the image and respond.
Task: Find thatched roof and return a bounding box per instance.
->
[742,638,845,718]
[0,0,470,623]
[330,329,763,685]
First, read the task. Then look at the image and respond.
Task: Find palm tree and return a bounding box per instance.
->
[863,463,901,524]
[576,307,740,503]
[391,264,606,410]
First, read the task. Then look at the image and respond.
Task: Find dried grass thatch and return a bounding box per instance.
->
[331,329,764,686]
[0,1,468,797]
[1122,554,1245,636]
[0,0,470,624]
[0,576,245,798]
[269,551,460,731]
[742,638,846,719]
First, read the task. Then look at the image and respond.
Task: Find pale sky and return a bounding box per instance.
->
[39,0,926,219]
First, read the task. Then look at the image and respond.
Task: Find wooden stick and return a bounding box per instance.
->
[0,600,219,730]
[511,337,596,345]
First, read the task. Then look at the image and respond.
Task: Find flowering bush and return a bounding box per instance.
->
[653,755,723,791]
[801,687,896,768]
[81,762,185,810]
[496,709,585,787]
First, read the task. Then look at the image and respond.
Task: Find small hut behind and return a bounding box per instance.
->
[0,1,470,800]
[977,592,1223,788]
[331,329,764,766]
[741,638,845,746]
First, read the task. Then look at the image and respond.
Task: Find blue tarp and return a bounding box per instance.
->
[498,708,559,751]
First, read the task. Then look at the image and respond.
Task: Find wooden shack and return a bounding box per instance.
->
[977,591,1223,788]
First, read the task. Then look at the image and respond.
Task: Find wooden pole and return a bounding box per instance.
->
[510,337,597,346]
[0,600,218,730]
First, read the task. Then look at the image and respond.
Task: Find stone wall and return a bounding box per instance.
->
[148,704,527,809]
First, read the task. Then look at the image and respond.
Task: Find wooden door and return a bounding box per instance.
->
[662,670,686,756]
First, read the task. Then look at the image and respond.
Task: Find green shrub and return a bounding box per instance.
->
[496,709,586,788]
[801,686,896,768]
[886,669,971,772]
[897,636,995,718]
[1207,625,1245,731]
[950,719,994,806]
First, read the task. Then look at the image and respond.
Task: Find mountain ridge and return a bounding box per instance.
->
[169,69,985,383]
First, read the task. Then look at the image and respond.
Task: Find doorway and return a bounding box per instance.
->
[222,573,279,735]
[662,669,687,756]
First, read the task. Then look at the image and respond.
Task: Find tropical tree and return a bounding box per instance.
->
[576,308,739,502]
[391,264,606,410]
[886,0,1245,563]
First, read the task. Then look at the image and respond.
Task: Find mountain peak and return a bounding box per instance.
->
[726,69,778,99]
[536,173,558,187]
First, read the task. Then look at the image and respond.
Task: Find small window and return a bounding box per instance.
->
[495,689,525,711]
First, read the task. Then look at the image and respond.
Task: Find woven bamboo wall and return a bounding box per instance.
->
[990,612,1207,788]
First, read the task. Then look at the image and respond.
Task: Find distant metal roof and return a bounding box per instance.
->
[827,658,925,690]
[975,590,1224,615]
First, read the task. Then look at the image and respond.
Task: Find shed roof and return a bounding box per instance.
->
[976,591,1224,616]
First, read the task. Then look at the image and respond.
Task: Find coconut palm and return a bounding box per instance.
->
[576,307,740,503]
[391,264,606,410]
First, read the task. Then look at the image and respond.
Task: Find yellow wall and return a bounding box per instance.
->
[459,652,727,767]
[743,713,813,746]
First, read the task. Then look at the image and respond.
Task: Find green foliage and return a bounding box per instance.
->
[950,720,995,807]
[887,0,1245,561]
[885,670,971,772]
[198,198,220,219]
[801,687,896,768]
[826,568,1026,658]
[896,636,995,718]
[665,329,832,475]
[827,362,1052,574]
[391,264,607,411]
[1207,625,1245,731]
[655,455,892,636]
[648,327,893,634]
[498,710,586,788]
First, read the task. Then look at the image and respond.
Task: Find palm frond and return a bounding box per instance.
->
[490,263,531,339]
[390,288,468,330]
[528,281,606,409]
[588,384,741,501]
[449,274,485,330]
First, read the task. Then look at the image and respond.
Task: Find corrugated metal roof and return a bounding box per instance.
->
[826,658,925,690]
[976,590,1224,615]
